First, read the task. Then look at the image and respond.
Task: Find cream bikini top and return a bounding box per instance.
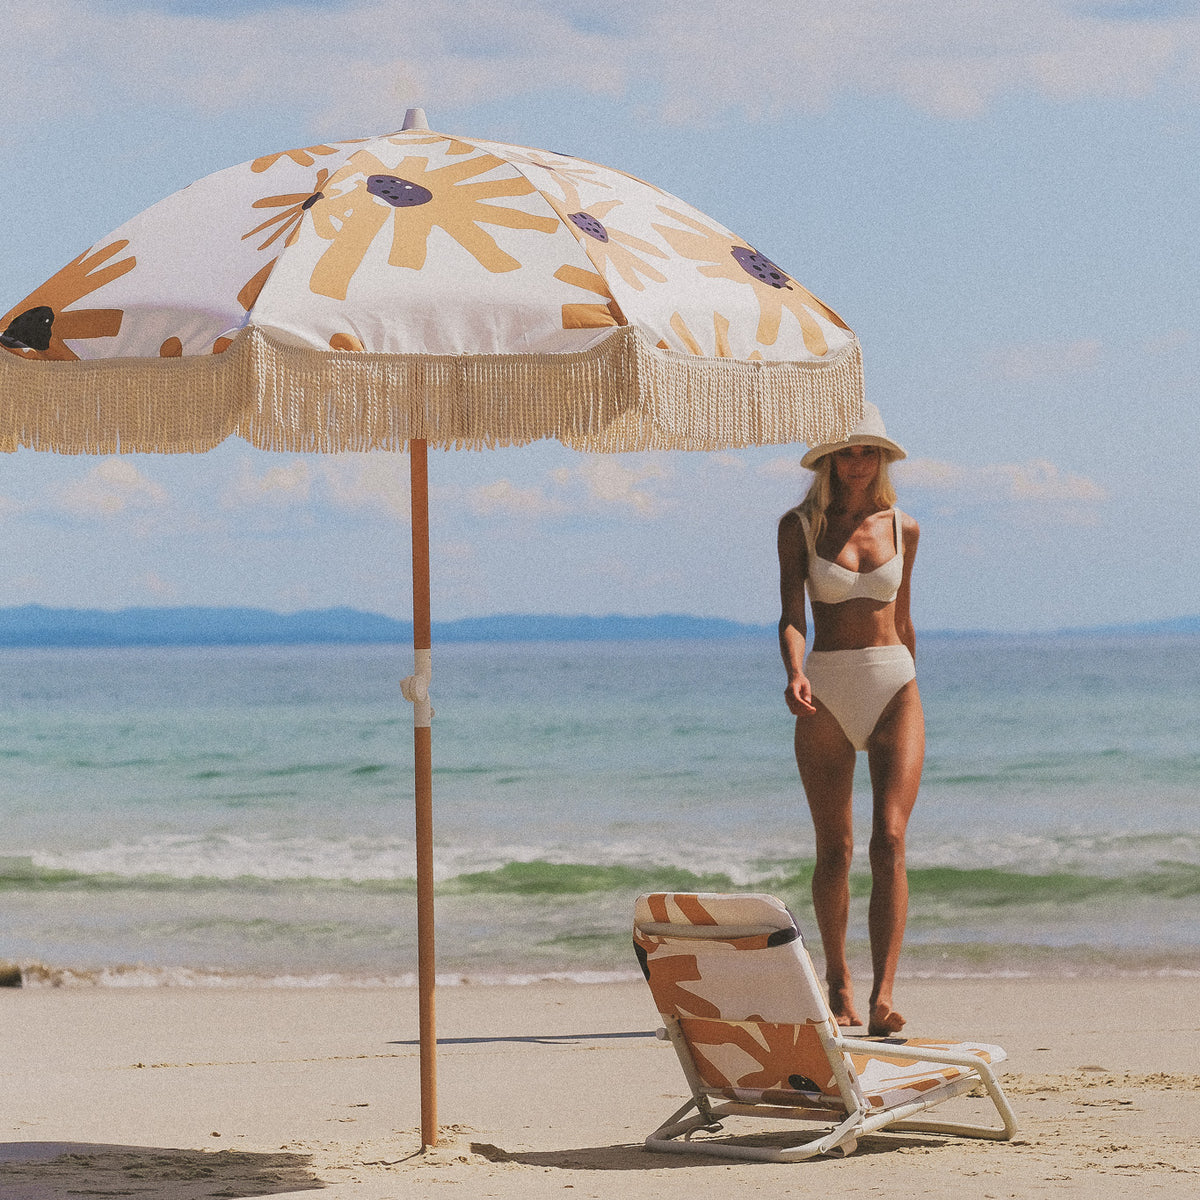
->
[794,508,904,605]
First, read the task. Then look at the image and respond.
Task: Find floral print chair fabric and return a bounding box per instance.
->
[634,892,1018,1162]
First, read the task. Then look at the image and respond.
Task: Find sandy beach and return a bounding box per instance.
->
[2,975,1198,1198]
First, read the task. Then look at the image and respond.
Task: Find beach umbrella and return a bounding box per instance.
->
[0,109,863,1146]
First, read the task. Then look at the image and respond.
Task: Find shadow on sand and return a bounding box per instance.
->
[0,1142,324,1199]
[471,1128,953,1171]
[389,1030,657,1048]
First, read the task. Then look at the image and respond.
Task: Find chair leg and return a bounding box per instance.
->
[646,1105,867,1163]
[888,1064,1018,1141]
[646,1095,722,1145]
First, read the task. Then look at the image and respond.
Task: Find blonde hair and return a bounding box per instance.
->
[797,451,897,544]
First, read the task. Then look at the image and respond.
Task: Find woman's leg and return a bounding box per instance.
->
[864,679,925,1036]
[795,704,860,1026]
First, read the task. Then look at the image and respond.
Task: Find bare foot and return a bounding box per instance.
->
[828,984,863,1028]
[868,1003,905,1037]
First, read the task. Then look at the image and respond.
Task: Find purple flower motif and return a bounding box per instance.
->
[731,247,792,290]
[367,176,434,207]
[569,212,610,242]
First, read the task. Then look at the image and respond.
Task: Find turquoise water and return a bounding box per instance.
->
[1,635,1197,984]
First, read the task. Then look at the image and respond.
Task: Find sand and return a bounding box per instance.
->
[2,975,1199,1198]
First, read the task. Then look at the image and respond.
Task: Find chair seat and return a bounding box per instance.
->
[693,1030,1007,1111]
[851,1038,1007,1108]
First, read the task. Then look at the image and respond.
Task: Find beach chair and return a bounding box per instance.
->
[633,892,1017,1162]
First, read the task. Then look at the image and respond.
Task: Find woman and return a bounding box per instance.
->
[777,402,924,1037]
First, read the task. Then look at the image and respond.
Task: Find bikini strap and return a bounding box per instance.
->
[793,508,816,555]
[893,508,902,554]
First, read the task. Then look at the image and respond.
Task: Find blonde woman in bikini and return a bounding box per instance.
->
[777,402,923,1037]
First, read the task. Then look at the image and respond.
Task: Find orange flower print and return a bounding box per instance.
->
[683,1018,836,1098]
[638,945,721,1020]
[252,143,348,173]
[307,150,561,300]
[1,241,135,361]
[548,198,668,293]
[389,132,477,157]
[503,149,614,209]
[243,168,333,251]
[661,310,765,361]
[237,259,274,313]
[553,264,626,330]
[513,144,668,203]
[652,207,850,355]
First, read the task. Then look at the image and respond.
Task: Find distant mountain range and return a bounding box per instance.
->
[0,606,769,647]
[0,605,1194,648]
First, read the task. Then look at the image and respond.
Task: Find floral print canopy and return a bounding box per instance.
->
[0,125,863,454]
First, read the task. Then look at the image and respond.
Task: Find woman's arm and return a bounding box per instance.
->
[778,511,816,714]
[893,513,920,660]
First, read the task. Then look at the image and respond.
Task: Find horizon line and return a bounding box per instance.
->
[0,603,1195,644]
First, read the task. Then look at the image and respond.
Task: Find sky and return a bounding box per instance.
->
[1,0,1198,632]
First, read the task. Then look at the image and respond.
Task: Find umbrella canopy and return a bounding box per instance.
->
[1,118,861,455]
[0,112,864,1148]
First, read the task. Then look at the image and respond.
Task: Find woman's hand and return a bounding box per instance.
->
[785,674,816,716]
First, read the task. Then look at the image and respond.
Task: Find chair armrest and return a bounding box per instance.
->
[835,1037,1001,1071]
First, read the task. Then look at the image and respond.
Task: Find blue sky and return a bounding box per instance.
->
[1,0,1197,631]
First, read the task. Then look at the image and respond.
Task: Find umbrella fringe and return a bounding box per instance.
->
[0,328,862,455]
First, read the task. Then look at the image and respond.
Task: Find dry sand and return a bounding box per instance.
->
[2,976,1198,1198]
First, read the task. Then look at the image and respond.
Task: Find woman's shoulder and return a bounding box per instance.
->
[894,508,920,543]
[777,507,809,559]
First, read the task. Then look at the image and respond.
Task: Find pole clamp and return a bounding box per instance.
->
[401,648,434,727]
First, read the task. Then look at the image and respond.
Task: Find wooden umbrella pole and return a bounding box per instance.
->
[407,437,437,1148]
[399,106,437,1153]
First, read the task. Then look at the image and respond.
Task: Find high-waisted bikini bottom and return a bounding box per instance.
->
[804,645,916,751]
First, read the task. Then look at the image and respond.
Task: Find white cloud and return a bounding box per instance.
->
[757,455,809,480]
[898,455,1107,504]
[222,459,312,508]
[897,458,969,491]
[983,339,1104,382]
[319,453,410,520]
[574,456,671,515]
[475,457,671,517]
[5,1,1199,135]
[466,479,566,518]
[214,454,412,519]
[1005,459,1107,502]
[0,1,629,138]
[707,452,747,471]
[58,460,168,517]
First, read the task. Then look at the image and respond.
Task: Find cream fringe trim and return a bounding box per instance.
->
[0,326,863,455]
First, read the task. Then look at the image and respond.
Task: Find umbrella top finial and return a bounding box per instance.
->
[402,107,429,130]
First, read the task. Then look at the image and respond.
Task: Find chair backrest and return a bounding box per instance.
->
[634,892,863,1108]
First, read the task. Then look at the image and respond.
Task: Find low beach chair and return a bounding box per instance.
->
[633,892,1017,1162]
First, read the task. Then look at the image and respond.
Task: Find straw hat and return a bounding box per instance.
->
[800,401,907,469]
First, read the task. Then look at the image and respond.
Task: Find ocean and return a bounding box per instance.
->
[1,634,1198,987]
